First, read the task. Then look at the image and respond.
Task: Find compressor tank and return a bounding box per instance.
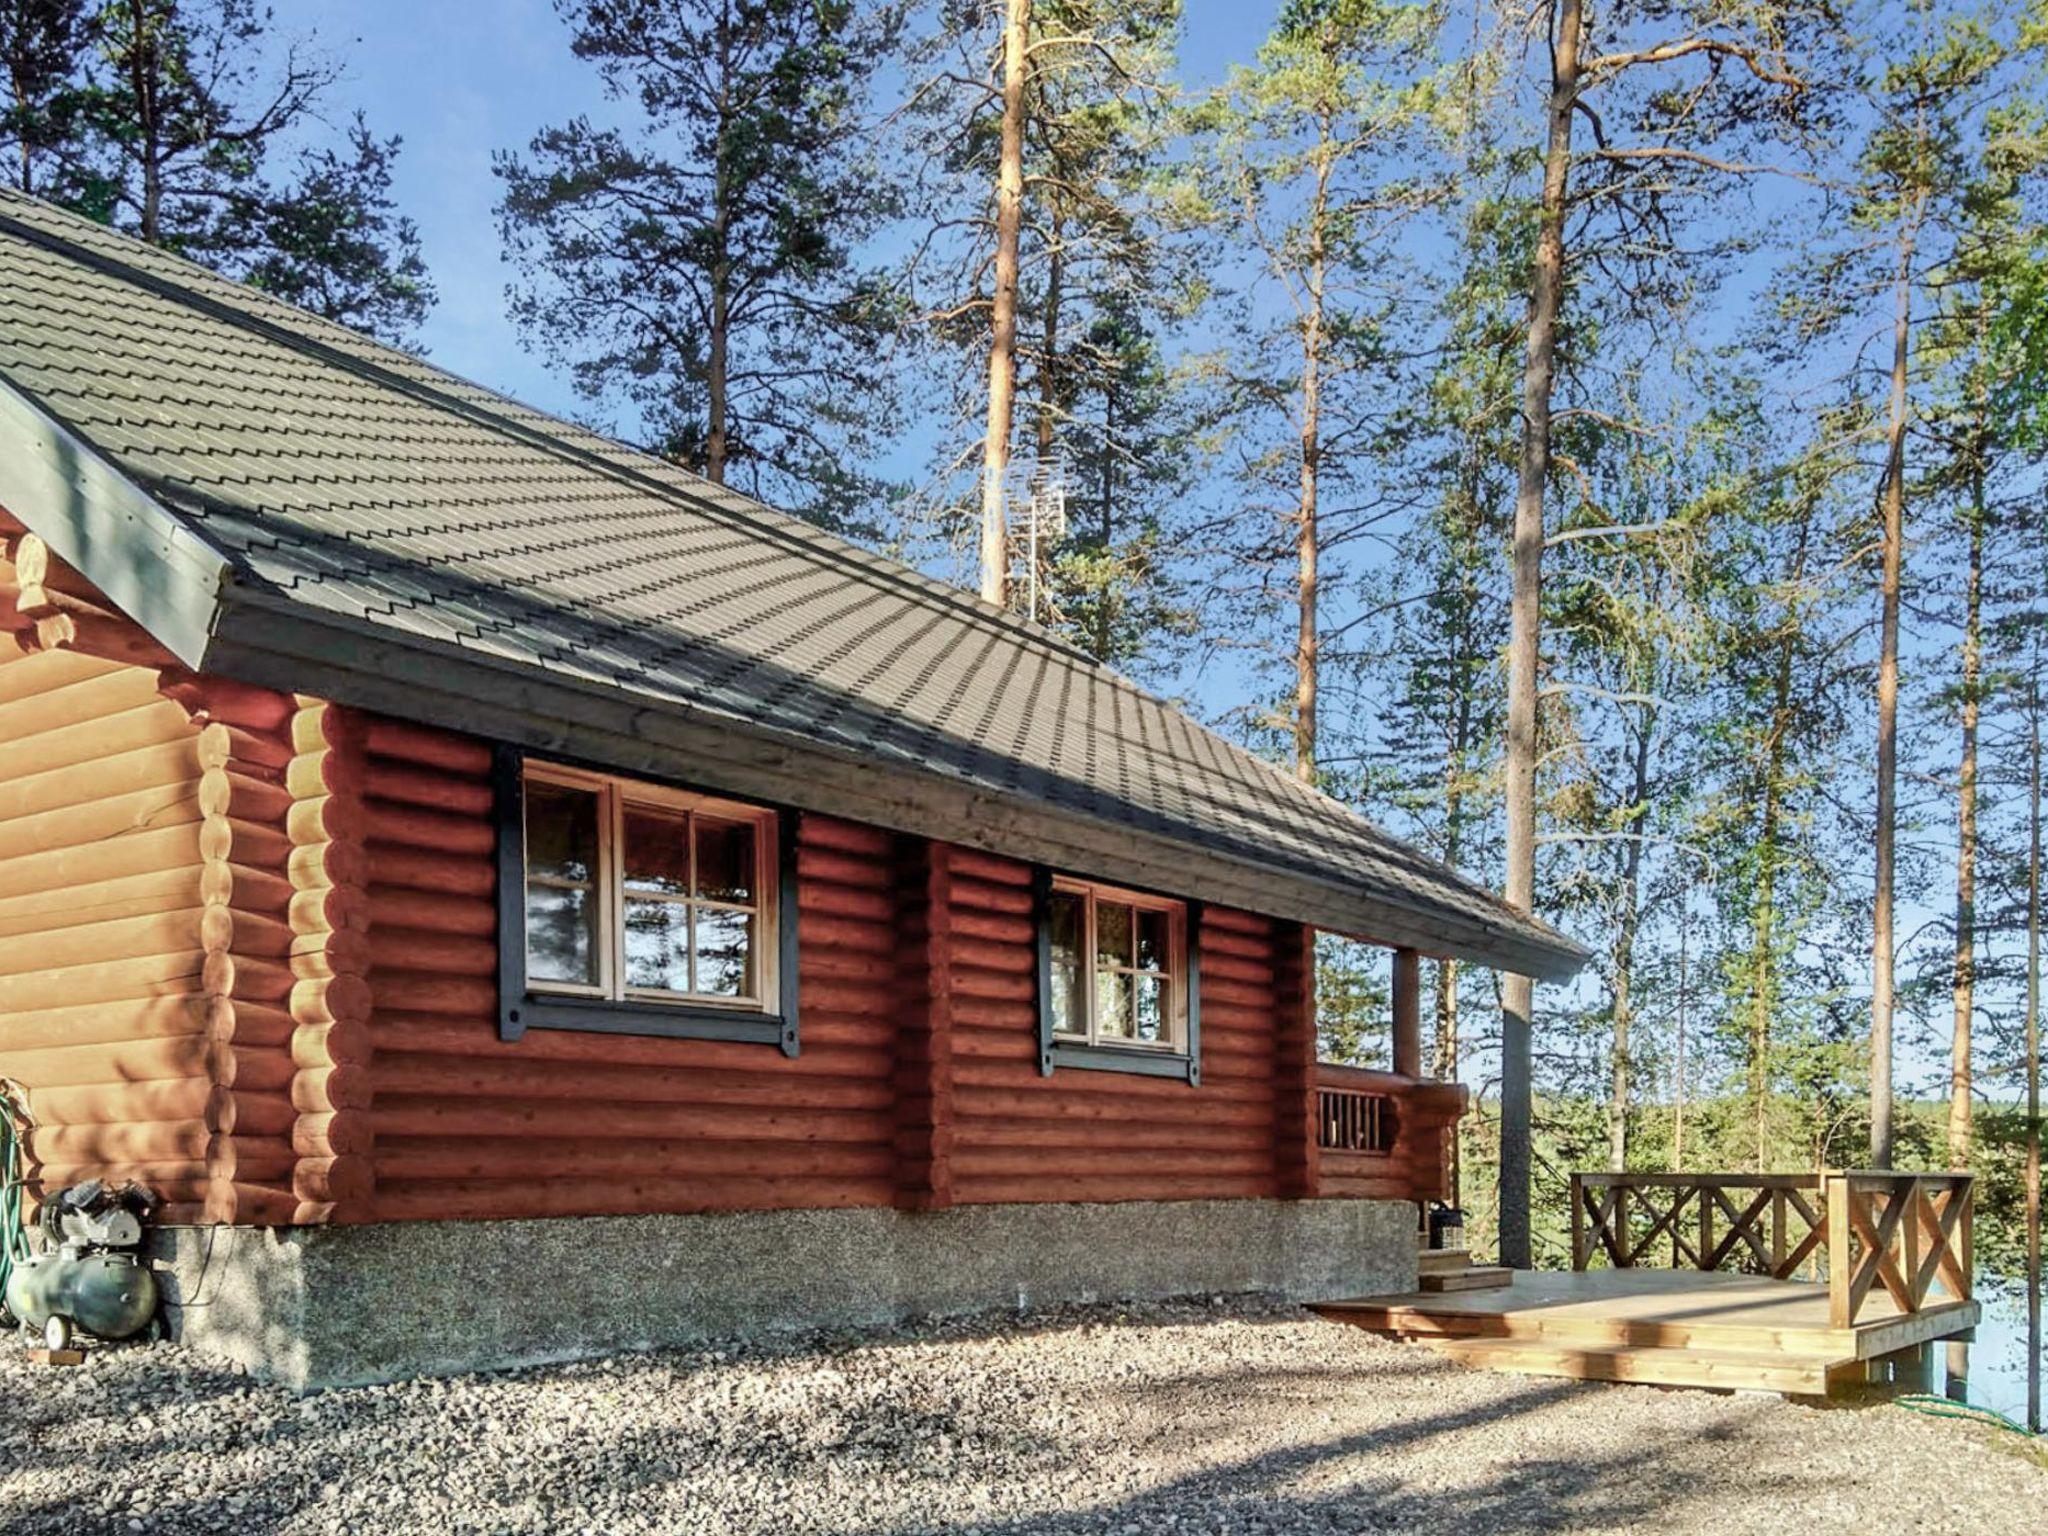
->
[5,1250,159,1341]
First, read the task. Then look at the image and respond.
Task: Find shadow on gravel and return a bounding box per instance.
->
[871,1378,1817,1536]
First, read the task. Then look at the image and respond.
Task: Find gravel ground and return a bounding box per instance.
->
[1,1298,2041,1534]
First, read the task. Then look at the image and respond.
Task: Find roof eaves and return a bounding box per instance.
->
[0,372,230,667]
[207,583,1589,982]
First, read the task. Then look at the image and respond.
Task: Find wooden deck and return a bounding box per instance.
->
[1316,1266,1982,1396]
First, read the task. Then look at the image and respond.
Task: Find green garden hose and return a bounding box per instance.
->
[1893,1393,2037,1438]
[0,1079,27,1321]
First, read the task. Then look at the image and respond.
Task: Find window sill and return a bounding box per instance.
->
[502,993,798,1057]
[1042,1041,1199,1085]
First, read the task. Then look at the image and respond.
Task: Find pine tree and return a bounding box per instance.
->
[1185,0,1457,785]
[1496,0,1837,1263]
[0,0,88,196]
[497,0,903,530]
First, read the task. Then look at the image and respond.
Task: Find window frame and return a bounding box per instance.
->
[1034,870,1201,1085]
[494,746,800,1054]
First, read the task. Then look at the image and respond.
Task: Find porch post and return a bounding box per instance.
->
[1392,946,1422,1079]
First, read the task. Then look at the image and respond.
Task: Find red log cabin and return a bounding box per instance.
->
[0,191,1584,1386]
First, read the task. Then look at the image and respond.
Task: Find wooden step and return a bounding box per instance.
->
[1321,1299,1854,1359]
[1423,1336,1838,1395]
[1416,1248,1471,1275]
[1418,1265,1513,1293]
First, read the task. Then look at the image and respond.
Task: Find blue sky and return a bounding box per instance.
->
[293,0,1272,420]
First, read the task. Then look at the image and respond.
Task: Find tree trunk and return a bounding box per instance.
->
[1609,706,1652,1170]
[1674,911,1688,1171]
[1871,192,1923,1171]
[1499,0,1581,1269]
[130,0,162,246]
[1293,140,1330,786]
[978,0,1031,608]
[2026,635,2042,1433]
[1947,474,1983,1166]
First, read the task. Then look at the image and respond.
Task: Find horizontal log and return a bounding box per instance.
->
[0,904,283,979]
[292,1020,372,1070]
[218,1091,296,1138]
[197,770,294,831]
[0,780,204,866]
[366,1053,894,1114]
[287,884,369,936]
[290,973,372,1028]
[294,1154,373,1205]
[797,816,893,857]
[291,1065,373,1112]
[1202,905,1273,937]
[365,800,492,858]
[370,1092,892,1146]
[361,842,492,898]
[374,1138,897,1185]
[955,1174,1274,1205]
[948,908,1034,946]
[365,929,496,978]
[367,1174,892,1223]
[944,847,1028,886]
[794,846,893,891]
[369,970,494,1017]
[363,763,493,818]
[796,883,894,924]
[0,992,214,1054]
[950,968,1032,1004]
[369,1013,892,1076]
[33,1140,295,1188]
[24,1076,220,1128]
[364,718,491,776]
[800,912,893,957]
[0,735,207,830]
[157,675,297,732]
[292,1112,375,1158]
[967,1118,1273,1153]
[0,698,193,784]
[285,793,365,849]
[289,839,369,892]
[793,947,893,986]
[0,948,211,1015]
[954,1082,1271,1124]
[363,885,492,937]
[953,1146,1273,1180]
[0,646,124,709]
[794,979,899,1022]
[948,877,1034,916]
[30,1119,213,1164]
[0,821,209,903]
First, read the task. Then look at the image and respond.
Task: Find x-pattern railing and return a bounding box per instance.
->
[1570,1173,1827,1279]
[1825,1172,1973,1328]
[1569,1170,1974,1329]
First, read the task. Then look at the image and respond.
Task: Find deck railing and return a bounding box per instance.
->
[1569,1170,1974,1328]
[1318,1083,1397,1154]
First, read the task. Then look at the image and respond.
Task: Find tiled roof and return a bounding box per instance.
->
[0,190,1583,978]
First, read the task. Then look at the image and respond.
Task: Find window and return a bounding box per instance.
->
[1037,875,1200,1083]
[496,749,798,1052]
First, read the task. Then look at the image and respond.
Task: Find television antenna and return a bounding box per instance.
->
[1005,458,1067,624]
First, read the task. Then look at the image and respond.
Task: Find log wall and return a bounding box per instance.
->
[0,530,304,1224]
[0,517,1459,1228]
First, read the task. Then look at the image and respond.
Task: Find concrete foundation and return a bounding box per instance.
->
[148,1197,1414,1389]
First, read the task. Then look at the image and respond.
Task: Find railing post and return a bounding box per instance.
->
[1391,947,1422,1079]
[1700,1184,1714,1273]
[1570,1173,1586,1271]
[1827,1173,1853,1328]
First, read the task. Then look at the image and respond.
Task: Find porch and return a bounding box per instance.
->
[1315,1170,1981,1396]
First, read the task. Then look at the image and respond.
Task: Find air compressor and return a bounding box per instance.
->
[4,1181,162,1352]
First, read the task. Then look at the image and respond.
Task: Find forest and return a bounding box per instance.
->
[2,0,2045,1278]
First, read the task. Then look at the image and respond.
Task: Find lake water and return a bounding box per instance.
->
[1922,1276,2042,1430]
